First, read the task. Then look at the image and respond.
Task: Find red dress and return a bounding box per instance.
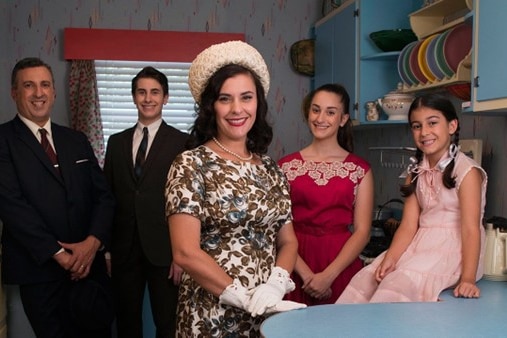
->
[278,152,370,305]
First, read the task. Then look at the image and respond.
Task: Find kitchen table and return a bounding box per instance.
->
[261,280,507,337]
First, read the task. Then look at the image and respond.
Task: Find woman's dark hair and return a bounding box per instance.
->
[302,83,354,152]
[186,64,272,154]
[400,94,459,197]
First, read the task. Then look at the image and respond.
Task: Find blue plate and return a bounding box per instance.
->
[426,32,446,80]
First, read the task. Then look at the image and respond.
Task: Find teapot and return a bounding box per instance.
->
[377,84,415,120]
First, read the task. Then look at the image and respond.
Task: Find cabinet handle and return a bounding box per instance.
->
[473,76,480,88]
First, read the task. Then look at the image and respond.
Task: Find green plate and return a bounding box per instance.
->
[434,29,454,78]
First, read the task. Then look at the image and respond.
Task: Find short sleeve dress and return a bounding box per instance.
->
[278,151,370,305]
[337,151,487,303]
[165,146,292,337]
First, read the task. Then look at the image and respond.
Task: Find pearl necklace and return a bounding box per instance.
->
[212,137,253,161]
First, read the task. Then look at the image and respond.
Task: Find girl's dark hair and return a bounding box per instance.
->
[400,94,459,197]
[302,83,354,152]
[186,64,272,154]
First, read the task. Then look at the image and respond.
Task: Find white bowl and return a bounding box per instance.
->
[380,93,414,120]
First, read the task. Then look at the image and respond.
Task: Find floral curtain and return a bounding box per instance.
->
[68,60,105,167]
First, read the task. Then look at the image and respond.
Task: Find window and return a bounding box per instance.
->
[95,60,195,147]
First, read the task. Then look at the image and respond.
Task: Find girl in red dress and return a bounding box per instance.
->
[279,84,374,305]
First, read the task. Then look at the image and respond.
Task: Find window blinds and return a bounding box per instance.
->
[95,60,195,147]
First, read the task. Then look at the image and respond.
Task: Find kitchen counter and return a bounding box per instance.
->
[261,279,507,337]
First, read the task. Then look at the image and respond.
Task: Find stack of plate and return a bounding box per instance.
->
[398,23,472,86]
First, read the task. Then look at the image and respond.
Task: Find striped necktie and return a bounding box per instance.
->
[39,128,60,173]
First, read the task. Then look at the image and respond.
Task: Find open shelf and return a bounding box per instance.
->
[410,0,472,39]
[401,52,471,92]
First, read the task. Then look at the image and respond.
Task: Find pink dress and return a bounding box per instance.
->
[337,151,487,303]
[278,152,370,305]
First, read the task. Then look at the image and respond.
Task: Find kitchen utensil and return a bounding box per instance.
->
[397,45,412,86]
[369,29,417,52]
[378,86,415,120]
[425,32,446,80]
[373,198,404,221]
[483,223,507,281]
[442,23,472,73]
[446,83,471,101]
[398,41,418,86]
[434,29,454,78]
[418,34,438,82]
[409,40,428,84]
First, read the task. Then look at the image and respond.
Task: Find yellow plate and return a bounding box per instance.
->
[417,34,438,83]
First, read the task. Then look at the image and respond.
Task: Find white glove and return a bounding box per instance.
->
[265,300,307,315]
[219,279,249,311]
[247,266,296,317]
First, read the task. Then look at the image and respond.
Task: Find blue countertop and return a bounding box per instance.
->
[261,280,507,338]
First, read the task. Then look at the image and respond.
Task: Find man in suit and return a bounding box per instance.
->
[0,57,115,338]
[103,66,188,338]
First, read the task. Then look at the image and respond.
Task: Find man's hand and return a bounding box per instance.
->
[58,235,101,280]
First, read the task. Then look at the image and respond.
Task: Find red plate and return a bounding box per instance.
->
[443,23,472,73]
[409,40,427,84]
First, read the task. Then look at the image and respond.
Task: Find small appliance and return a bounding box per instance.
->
[483,222,507,281]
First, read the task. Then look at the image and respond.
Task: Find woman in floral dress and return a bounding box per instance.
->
[165,41,305,337]
[279,84,374,305]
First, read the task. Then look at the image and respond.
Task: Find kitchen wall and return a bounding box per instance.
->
[0,0,318,157]
[1,0,506,218]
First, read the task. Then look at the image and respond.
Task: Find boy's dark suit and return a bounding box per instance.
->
[104,121,187,338]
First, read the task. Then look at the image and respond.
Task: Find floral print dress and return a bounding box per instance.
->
[165,146,292,337]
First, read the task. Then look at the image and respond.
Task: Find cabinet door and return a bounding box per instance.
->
[314,1,357,95]
[358,0,419,123]
[474,0,507,103]
[332,2,357,118]
[314,16,335,87]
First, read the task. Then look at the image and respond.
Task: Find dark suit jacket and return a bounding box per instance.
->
[0,115,115,285]
[103,121,187,266]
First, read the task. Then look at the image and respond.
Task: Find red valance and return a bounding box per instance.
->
[64,28,244,62]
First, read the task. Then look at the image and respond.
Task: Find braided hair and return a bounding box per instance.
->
[400,94,459,197]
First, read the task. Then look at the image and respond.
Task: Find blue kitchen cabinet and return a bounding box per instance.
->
[468,0,507,113]
[314,2,356,119]
[408,0,507,114]
[314,0,422,124]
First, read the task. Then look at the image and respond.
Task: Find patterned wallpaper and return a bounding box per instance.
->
[1,0,506,217]
[0,0,318,159]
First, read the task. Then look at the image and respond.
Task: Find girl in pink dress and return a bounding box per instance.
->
[337,94,487,303]
[279,84,374,305]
